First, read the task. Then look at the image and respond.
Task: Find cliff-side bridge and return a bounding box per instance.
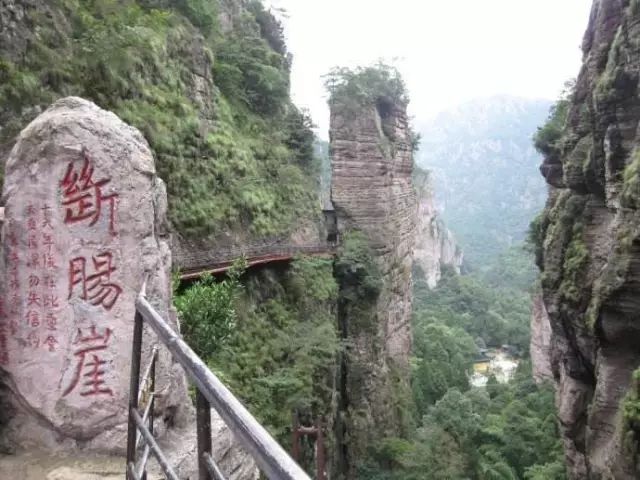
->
[177,243,338,280]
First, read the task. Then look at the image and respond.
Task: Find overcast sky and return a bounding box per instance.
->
[266,0,593,138]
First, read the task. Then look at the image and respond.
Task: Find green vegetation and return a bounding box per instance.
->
[528,212,549,267]
[361,364,565,480]
[622,150,640,208]
[177,243,565,479]
[533,80,574,157]
[411,322,477,417]
[358,241,565,479]
[323,63,420,158]
[413,264,533,354]
[558,228,589,304]
[174,259,246,359]
[535,191,588,293]
[0,0,319,237]
[174,256,339,453]
[181,256,340,443]
[622,368,640,466]
[324,63,409,108]
[335,231,383,332]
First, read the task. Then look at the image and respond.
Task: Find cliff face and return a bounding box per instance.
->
[413,169,463,288]
[331,97,416,362]
[330,91,417,476]
[536,1,640,477]
[530,293,554,384]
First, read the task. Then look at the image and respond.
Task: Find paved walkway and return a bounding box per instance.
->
[0,450,150,479]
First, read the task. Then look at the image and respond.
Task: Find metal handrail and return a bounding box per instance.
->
[126,293,312,480]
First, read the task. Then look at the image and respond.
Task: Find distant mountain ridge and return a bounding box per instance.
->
[417,95,552,268]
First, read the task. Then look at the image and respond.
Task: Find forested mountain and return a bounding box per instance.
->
[417,96,551,269]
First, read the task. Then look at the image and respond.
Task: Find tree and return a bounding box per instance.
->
[412,324,476,414]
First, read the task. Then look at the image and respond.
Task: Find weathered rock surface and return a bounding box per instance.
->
[0,96,188,451]
[330,95,417,475]
[163,413,259,480]
[413,169,463,288]
[536,1,640,477]
[0,450,140,480]
[530,293,553,384]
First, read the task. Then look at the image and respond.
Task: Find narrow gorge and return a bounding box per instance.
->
[0,0,627,479]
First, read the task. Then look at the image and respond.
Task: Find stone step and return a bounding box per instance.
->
[0,450,163,480]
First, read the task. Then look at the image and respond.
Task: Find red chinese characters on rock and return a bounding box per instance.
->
[56,150,122,398]
[63,326,113,397]
[68,252,122,310]
[61,151,118,235]
[6,227,20,345]
[0,298,7,365]
[17,204,62,352]
[24,205,42,344]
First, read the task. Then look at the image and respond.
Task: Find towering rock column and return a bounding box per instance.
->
[330,92,417,474]
[536,1,640,478]
[0,97,188,451]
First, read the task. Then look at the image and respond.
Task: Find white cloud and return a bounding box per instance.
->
[266,0,593,138]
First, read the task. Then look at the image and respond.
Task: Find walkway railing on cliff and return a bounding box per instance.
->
[178,242,337,280]
[126,290,312,480]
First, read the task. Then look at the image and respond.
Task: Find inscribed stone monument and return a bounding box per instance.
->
[0,97,183,450]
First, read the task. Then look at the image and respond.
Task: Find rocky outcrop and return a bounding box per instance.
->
[413,169,463,288]
[330,90,417,475]
[530,293,553,384]
[331,98,416,361]
[536,1,640,477]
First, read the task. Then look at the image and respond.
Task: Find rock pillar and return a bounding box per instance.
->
[330,93,417,475]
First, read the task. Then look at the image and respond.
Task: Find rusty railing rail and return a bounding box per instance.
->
[126,292,312,480]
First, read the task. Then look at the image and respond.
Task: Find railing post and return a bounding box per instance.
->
[196,389,213,480]
[291,412,300,462]
[142,351,156,480]
[126,310,144,479]
[149,353,156,439]
[316,418,326,480]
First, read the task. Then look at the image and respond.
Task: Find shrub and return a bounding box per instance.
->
[533,80,574,156]
[174,259,245,360]
[325,62,409,108]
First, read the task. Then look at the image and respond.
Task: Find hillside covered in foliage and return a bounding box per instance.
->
[0,0,320,238]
